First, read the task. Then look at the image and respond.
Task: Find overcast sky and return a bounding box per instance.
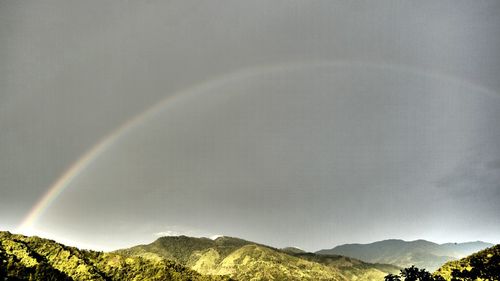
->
[1,0,500,251]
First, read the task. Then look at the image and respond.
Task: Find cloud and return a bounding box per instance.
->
[153,226,223,239]
[152,225,197,237]
[154,230,183,237]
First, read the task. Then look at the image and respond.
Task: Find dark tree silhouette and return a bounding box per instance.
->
[385,266,445,281]
[385,273,401,281]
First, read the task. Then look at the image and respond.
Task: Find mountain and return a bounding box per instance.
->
[291,252,400,281]
[117,235,399,281]
[434,244,500,280]
[0,231,400,281]
[117,235,255,265]
[0,231,231,281]
[117,236,343,280]
[281,246,306,254]
[316,239,493,272]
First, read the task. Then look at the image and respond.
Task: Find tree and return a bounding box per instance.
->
[385,266,445,281]
[385,273,401,281]
[451,254,500,281]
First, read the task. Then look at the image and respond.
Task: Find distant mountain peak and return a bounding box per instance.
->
[281,246,307,254]
[316,239,493,272]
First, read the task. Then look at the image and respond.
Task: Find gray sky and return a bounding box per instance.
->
[1,0,500,251]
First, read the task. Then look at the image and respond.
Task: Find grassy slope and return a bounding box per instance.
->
[205,244,343,281]
[0,231,231,281]
[293,252,400,281]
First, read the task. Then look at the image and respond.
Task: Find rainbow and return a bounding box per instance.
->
[16,60,499,232]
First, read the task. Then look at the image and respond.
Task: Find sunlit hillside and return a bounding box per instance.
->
[434,244,500,280]
[117,235,400,281]
[0,231,232,281]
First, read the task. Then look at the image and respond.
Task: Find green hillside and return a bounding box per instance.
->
[118,236,342,280]
[118,235,399,281]
[294,252,400,280]
[434,244,500,280]
[317,239,493,271]
[196,244,344,281]
[0,231,231,281]
[117,236,255,266]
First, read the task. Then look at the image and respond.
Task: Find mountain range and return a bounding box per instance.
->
[316,239,493,271]
[0,231,231,281]
[116,235,400,281]
[1,231,497,281]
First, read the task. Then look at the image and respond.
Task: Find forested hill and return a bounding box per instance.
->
[117,235,400,281]
[0,231,231,281]
[434,244,500,280]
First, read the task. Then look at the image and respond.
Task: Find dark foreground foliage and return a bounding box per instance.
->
[389,244,500,281]
[384,266,445,281]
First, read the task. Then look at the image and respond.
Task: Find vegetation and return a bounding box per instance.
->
[383,266,445,281]
[117,235,255,265]
[5,230,495,281]
[1,231,399,281]
[0,231,232,281]
[118,236,344,280]
[118,235,400,281]
[293,252,400,280]
[385,245,500,281]
[434,244,500,281]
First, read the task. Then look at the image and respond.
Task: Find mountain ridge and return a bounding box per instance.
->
[0,231,232,281]
[317,239,493,272]
[3,230,493,281]
[117,235,400,281]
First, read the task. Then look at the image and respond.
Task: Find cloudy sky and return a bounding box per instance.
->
[1,0,500,251]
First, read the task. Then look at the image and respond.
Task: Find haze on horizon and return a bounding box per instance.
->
[1,0,500,252]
